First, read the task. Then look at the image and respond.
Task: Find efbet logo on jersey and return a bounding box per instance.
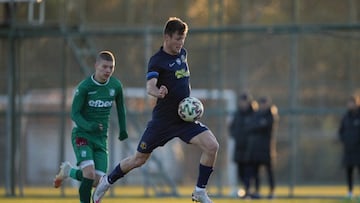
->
[88,100,112,108]
[175,68,190,79]
[174,54,189,79]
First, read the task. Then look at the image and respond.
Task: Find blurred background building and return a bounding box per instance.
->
[0,0,359,197]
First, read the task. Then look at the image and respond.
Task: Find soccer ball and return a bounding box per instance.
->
[178,97,204,122]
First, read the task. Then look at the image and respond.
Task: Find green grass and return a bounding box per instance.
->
[0,185,358,203]
[0,198,351,203]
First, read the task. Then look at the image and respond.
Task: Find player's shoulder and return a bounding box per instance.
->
[108,76,123,88]
[108,76,121,84]
[73,76,92,96]
[149,48,164,63]
[181,47,187,54]
[77,76,92,89]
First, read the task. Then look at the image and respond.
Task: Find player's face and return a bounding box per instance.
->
[165,31,186,55]
[94,59,114,83]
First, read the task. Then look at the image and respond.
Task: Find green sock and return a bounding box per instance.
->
[79,178,94,203]
[70,168,83,181]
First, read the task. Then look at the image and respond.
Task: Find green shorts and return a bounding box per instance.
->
[71,133,108,174]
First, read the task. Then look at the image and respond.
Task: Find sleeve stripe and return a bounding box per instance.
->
[146,71,159,80]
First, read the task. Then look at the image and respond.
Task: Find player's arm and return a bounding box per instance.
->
[71,87,101,132]
[146,77,168,98]
[115,83,128,141]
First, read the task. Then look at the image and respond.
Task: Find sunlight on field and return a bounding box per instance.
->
[0,197,348,203]
[0,185,354,203]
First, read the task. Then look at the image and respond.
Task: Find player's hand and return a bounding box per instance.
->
[119,131,128,141]
[158,85,168,98]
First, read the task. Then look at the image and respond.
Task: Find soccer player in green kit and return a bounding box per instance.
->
[53,50,128,203]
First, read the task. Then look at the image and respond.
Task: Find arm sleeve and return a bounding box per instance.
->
[71,86,99,132]
[115,83,128,140]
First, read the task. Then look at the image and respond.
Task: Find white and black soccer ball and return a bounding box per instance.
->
[178,97,204,122]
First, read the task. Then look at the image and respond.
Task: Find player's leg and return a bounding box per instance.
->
[71,136,96,203]
[92,151,151,203]
[53,136,89,188]
[53,161,76,188]
[189,130,219,203]
[92,137,109,186]
[55,148,106,188]
[79,161,96,203]
[93,122,168,203]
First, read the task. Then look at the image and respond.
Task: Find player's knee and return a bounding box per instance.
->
[82,169,96,180]
[208,140,219,155]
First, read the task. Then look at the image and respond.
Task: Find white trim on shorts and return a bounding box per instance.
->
[79,160,94,169]
[79,160,106,176]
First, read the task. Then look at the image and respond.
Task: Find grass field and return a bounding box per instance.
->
[0,185,358,203]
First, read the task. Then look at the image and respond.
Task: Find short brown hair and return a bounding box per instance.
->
[96,51,115,63]
[163,17,188,37]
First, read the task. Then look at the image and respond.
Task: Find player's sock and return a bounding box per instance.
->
[108,164,126,184]
[79,177,93,203]
[196,164,213,188]
[69,168,83,181]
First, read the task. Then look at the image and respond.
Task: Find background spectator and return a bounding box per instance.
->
[229,92,257,198]
[338,95,360,199]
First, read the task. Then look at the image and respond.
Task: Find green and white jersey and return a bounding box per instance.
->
[71,75,127,142]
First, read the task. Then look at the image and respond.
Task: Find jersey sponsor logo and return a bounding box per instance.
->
[88,100,113,107]
[88,91,97,95]
[175,68,190,79]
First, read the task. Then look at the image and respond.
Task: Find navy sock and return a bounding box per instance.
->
[196,164,213,188]
[108,164,126,184]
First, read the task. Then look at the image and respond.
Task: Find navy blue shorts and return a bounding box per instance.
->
[137,120,209,153]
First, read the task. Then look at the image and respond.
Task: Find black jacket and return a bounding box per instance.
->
[229,106,255,163]
[244,107,277,164]
[339,107,360,166]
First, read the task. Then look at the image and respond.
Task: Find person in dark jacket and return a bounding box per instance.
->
[229,92,257,198]
[244,96,278,199]
[338,95,360,199]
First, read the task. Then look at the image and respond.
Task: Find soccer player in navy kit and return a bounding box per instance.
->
[93,17,219,203]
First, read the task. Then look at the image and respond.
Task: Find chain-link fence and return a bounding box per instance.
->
[0,0,359,197]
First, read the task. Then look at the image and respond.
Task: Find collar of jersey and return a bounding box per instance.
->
[91,74,110,86]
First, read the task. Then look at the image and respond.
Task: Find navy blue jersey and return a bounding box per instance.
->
[146,47,190,122]
[138,46,209,153]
